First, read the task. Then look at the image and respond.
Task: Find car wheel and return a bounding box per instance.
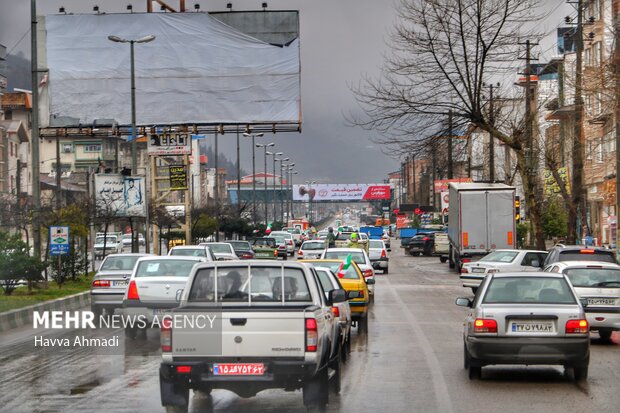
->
[283,255,288,261]
[359,315,369,333]
[165,406,188,413]
[440,256,448,263]
[573,364,588,382]
[383,267,389,274]
[598,329,612,342]
[329,350,342,394]
[468,365,481,380]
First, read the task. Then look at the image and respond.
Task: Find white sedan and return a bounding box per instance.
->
[460,249,548,293]
[320,247,375,300]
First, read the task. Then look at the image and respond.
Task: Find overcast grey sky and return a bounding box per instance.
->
[0,0,573,184]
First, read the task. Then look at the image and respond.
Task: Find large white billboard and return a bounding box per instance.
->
[95,175,146,217]
[293,184,391,202]
[43,13,300,126]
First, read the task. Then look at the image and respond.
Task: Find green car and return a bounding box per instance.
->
[252,237,278,260]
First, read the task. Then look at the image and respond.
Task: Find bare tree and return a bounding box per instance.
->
[351,0,548,248]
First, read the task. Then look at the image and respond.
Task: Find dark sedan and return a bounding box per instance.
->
[406,233,435,256]
[226,240,255,259]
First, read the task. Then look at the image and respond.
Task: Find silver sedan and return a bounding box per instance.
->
[456,272,590,381]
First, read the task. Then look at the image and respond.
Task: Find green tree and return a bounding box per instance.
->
[541,197,568,239]
[192,213,218,242]
[0,231,47,295]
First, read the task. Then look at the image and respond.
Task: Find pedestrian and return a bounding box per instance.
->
[325,227,337,248]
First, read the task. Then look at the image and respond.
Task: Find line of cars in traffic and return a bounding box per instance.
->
[90,229,383,411]
[453,243,620,382]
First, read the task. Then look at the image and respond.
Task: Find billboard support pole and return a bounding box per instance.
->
[185,153,192,245]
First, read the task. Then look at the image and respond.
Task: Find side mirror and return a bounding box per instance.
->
[175,289,184,302]
[455,297,472,308]
[531,260,540,268]
[365,278,375,285]
[347,290,362,299]
[329,288,347,304]
[579,298,588,308]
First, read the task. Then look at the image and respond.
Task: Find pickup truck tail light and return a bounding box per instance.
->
[473,319,497,333]
[566,319,589,334]
[363,269,373,278]
[161,317,172,352]
[126,280,140,300]
[92,280,110,288]
[381,249,387,258]
[331,307,340,317]
[305,318,318,352]
[176,365,192,374]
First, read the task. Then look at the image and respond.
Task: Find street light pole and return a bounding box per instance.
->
[289,169,298,221]
[258,143,275,225]
[244,132,264,224]
[276,157,288,223]
[271,152,283,224]
[107,35,155,175]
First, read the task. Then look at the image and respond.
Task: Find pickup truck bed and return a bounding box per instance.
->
[159,261,346,412]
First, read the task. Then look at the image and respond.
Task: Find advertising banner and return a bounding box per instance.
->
[440,191,449,214]
[169,165,188,190]
[433,178,472,193]
[49,226,70,256]
[148,133,191,156]
[95,174,146,217]
[293,184,391,201]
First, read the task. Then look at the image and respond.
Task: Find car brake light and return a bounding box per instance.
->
[566,319,588,334]
[306,318,318,352]
[92,280,110,288]
[580,249,595,254]
[298,250,303,255]
[331,306,340,317]
[287,240,293,245]
[127,280,139,300]
[462,258,471,263]
[176,365,191,374]
[273,249,278,257]
[423,237,430,241]
[460,267,469,273]
[363,269,373,278]
[474,319,497,333]
[381,249,387,258]
[161,317,172,352]
[358,290,365,298]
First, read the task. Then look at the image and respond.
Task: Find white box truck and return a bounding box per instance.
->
[447,183,516,272]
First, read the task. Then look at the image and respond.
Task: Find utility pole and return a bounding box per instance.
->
[411,155,416,204]
[488,84,495,182]
[214,131,220,241]
[31,0,42,259]
[615,0,620,254]
[236,126,241,217]
[447,110,453,179]
[571,0,586,244]
[55,135,61,210]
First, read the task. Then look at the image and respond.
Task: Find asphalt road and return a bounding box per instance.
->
[1,247,619,413]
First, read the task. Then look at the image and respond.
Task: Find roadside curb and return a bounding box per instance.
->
[0,292,90,332]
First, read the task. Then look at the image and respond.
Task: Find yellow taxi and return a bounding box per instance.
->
[299,259,373,331]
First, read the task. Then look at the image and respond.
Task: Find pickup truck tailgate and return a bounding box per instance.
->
[172,310,307,358]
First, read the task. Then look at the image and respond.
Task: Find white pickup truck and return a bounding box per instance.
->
[159,261,346,412]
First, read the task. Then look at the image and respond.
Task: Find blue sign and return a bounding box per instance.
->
[50,226,70,256]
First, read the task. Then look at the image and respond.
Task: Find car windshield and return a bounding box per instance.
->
[302,242,325,251]
[481,250,519,263]
[188,266,311,303]
[483,276,576,304]
[170,248,206,257]
[559,251,616,263]
[272,236,285,243]
[122,234,131,240]
[369,240,383,248]
[228,241,251,251]
[135,259,197,277]
[564,268,620,288]
[96,236,117,244]
[100,256,141,271]
[207,244,234,254]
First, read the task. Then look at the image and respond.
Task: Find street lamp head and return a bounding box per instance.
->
[266,151,274,156]
[289,162,295,167]
[275,152,283,156]
[267,142,275,147]
[281,157,289,162]
[136,35,156,43]
[108,35,127,43]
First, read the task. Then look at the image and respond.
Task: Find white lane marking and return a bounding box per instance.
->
[383,276,455,413]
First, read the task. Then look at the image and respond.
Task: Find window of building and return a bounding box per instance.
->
[63,143,73,153]
[592,42,601,66]
[588,0,601,21]
[83,144,102,153]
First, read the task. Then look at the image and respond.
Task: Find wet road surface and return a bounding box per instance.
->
[1,248,619,413]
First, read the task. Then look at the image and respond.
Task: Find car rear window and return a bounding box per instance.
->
[564,268,620,288]
[170,248,206,257]
[323,251,365,265]
[100,256,141,271]
[228,241,251,250]
[483,276,576,304]
[310,261,361,280]
[559,250,616,263]
[368,240,383,248]
[302,242,325,250]
[206,244,234,254]
[481,250,518,263]
[135,260,198,277]
[188,266,312,303]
